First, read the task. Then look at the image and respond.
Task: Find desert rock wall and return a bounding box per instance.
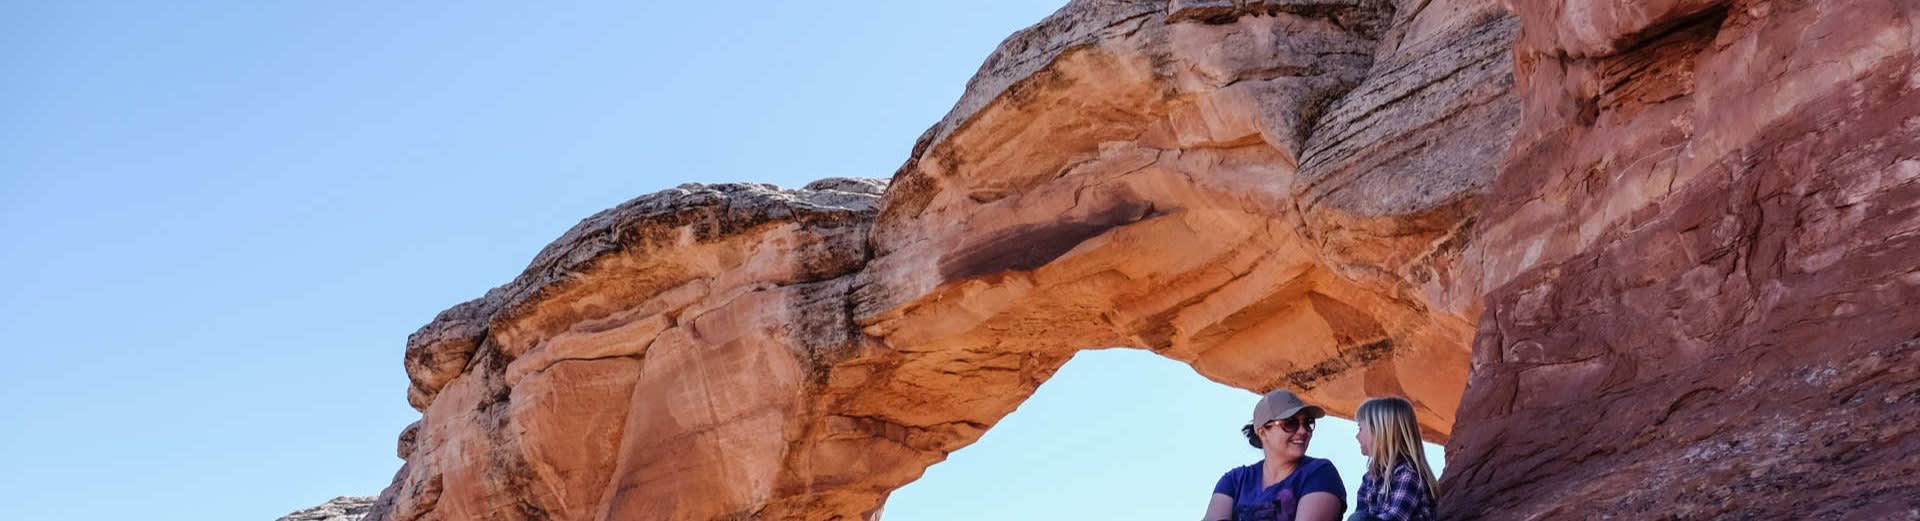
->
[362,1,1919,520]
[1442,1,1920,518]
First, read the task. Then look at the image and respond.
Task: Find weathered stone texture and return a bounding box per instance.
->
[371,181,886,521]
[367,1,1518,519]
[1442,0,1920,518]
[279,496,375,521]
[358,0,1920,520]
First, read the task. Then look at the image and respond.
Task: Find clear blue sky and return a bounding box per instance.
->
[0,2,1438,519]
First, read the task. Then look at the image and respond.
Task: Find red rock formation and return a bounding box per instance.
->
[1442,0,1920,518]
[368,1,1516,519]
[374,180,887,521]
[281,497,375,521]
[363,0,1919,520]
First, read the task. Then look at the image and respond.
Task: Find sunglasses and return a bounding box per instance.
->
[1262,416,1317,433]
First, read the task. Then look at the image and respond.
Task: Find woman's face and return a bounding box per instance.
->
[1260,414,1316,461]
[1356,421,1373,457]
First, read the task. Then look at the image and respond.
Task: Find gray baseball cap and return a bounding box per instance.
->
[1251,388,1325,426]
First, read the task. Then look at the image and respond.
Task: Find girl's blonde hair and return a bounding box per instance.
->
[1355,396,1440,501]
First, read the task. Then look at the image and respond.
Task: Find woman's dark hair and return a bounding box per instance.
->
[1241,423,1262,449]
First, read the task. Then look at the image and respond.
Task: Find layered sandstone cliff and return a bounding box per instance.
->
[1441,0,1920,518]
[363,0,1918,519]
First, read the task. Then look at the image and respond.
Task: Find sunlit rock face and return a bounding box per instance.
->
[371,180,887,521]
[1441,1,1920,518]
[367,2,1512,520]
[854,0,1513,449]
[362,0,1919,520]
[279,496,374,521]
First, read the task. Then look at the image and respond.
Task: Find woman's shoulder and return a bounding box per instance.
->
[1298,456,1340,475]
[1217,460,1264,482]
[1292,456,1347,497]
[1222,460,1262,476]
[1213,460,1265,496]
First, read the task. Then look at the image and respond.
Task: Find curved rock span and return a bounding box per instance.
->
[365,0,1919,519]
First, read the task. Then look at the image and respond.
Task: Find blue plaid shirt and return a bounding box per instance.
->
[1353,461,1436,521]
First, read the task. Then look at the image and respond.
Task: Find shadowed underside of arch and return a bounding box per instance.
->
[363,0,1920,520]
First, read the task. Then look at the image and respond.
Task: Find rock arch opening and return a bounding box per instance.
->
[880,348,1447,521]
[373,161,1481,521]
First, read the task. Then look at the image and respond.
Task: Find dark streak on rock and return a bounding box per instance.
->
[936,199,1157,281]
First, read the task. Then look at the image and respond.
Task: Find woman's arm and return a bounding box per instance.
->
[1295,491,1343,521]
[1204,493,1235,521]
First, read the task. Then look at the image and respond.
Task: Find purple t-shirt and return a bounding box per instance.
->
[1213,457,1347,521]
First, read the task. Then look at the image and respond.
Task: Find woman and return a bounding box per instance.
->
[1204,389,1347,521]
[1348,397,1440,521]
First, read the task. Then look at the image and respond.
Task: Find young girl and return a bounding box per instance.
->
[1349,397,1440,521]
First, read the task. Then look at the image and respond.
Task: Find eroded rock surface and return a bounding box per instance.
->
[362,0,1918,520]
[279,496,375,521]
[370,180,885,521]
[1441,1,1920,518]
[369,1,1514,520]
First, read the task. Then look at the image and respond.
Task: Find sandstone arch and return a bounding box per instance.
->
[366,0,1920,519]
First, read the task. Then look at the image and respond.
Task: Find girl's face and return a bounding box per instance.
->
[1356,421,1373,457]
